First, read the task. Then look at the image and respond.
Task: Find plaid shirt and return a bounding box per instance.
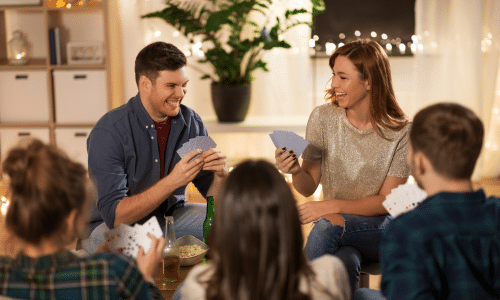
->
[381,189,500,299]
[0,250,163,300]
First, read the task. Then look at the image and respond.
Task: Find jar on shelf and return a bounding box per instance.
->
[8,30,28,66]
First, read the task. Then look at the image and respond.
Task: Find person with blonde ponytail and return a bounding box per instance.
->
[0,139,165,299]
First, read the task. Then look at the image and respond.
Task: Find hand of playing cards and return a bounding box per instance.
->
[176,136,217,163]
[269,130,309,158]
[382,182,428,218]
[104,216,163,258]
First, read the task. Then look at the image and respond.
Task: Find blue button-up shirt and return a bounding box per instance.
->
[87,94,214,232]
[381,190,500,299]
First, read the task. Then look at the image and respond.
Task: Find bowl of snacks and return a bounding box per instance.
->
[177,235,209,266]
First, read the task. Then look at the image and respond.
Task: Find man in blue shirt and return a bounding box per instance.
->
[82,42,228,254]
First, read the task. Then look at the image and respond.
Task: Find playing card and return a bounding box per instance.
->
[269,130,309,158]
[104,224,131,253]
[132,216,164,254]
[383,182,427,217]
[177,136,217,162]
[122,228,140,257]
[104,216,164,258]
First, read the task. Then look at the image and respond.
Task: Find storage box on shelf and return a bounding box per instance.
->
[53,69,107,123]
[54,127,91,168]
[0,2,112,166]
[0,70,50,122]
[0,127,50,163]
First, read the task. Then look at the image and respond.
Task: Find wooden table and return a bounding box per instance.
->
[155,264,195,299]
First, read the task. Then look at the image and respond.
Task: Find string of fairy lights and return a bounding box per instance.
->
[309,30,419,56]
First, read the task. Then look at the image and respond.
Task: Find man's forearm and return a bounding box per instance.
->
[113,177,178,227]
[206,174,226,199]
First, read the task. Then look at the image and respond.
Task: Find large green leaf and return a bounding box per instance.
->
[205,10,232,33]
[312,0,326,15]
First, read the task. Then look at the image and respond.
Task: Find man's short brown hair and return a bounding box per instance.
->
[410,103,484,179]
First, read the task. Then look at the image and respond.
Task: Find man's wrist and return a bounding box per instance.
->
[162,172,181,191]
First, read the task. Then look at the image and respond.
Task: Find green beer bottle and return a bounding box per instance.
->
[203,196,214,244]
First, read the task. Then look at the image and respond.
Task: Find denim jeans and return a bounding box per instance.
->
[170,281,185,300]
[81,202,207,254]
[304,214,391,294]
[352,288,384,300]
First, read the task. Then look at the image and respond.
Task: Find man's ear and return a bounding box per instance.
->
[65,209,78,240]
[413,151,429,176]
[139,75,151,93]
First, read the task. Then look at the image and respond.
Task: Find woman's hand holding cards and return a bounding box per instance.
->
[136,233,166,284]
[275,147,301,175]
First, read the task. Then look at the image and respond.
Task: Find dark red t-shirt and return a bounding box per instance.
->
[154,119,171,178]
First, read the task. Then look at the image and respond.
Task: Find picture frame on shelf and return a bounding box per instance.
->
[66,41,104,65]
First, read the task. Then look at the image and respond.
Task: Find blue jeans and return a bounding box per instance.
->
[81,202,206,254]
[352,288,384,300]
[170,281,184,300]
[304,214,391,294]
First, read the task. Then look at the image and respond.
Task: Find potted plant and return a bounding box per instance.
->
[142,0,325,122]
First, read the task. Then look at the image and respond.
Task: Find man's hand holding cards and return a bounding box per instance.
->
[177,136,217,163]
[382,182,427,217]
[103,216,163,258]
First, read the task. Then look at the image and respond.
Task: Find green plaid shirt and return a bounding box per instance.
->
[0,250,163,300]
[381,189,500,299]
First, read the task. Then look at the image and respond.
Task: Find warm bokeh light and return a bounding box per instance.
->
[1,197,9,216]
[313,184,322,201]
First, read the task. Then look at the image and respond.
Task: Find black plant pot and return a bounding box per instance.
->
[211,82,251,123]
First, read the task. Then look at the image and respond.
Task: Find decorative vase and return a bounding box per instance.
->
[8,30,28,66]
[211,82,251,123]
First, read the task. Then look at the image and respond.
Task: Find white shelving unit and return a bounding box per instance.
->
[0,1,112,168]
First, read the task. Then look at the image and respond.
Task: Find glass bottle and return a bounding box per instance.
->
[8,30,28,66]
[203,196,215,244]
[157,216,180,289]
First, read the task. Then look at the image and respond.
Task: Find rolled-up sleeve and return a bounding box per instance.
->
[301,106,324,163]
[88,127,128,229]
[387,124,411,178]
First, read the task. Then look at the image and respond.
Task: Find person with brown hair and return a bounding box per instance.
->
[275,39,411,293]
[173,160,351,300]
[377,103,500,299]
[84,41,228,254]
[0,139,165,299]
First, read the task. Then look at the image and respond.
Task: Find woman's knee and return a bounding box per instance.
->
[304,218,345,260]
[323,213,345,227]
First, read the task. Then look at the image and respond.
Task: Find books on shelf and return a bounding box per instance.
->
[48,27,66,65]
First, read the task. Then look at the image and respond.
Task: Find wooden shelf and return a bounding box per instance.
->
[0,3,103,12]
[55,123,95,127]
[49,63,105,70]
[0,58,47,69]
[0,122,50,128]
[0,5,44,12]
